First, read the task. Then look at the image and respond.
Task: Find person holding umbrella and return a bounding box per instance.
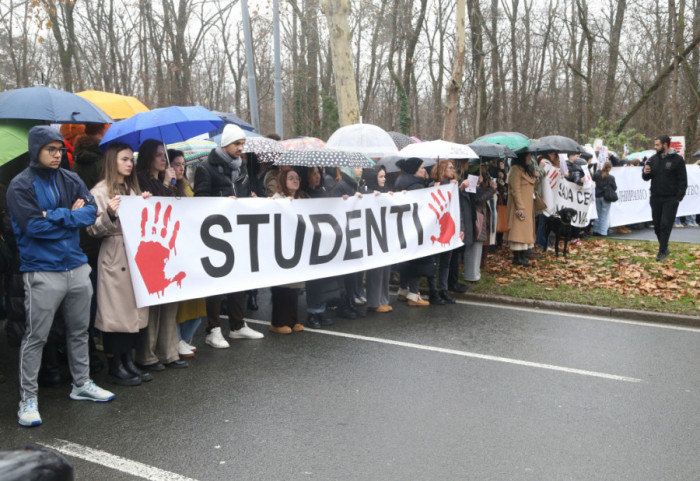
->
[8,126,115,427]
[194,124,264,348]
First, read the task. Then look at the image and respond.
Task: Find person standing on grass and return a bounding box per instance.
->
[8,126,114,427]
[642,135,687,261]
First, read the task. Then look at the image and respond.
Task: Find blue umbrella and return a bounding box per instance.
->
[0,85,113,124]
[100,105,223,151]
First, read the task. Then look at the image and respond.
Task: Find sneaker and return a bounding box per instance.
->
[408,298,430,307]
[205,327,230,349]
[70,380,115,402]
[372,305,392,313]
[18,398,42,427]
[184,341,197,353]
[353,297,366,306]
[229,323,264,340]
[396,288,409,301]
[178,340,195,358]
[656,249,670,261]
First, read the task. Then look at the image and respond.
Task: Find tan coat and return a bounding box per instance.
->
[505,164,536,245]
[87,181,149,333]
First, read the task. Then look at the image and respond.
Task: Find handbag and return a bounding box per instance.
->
[603,183,618,202]
[496,204,508,233]
[474,210,485,241]
[534,192,547,212]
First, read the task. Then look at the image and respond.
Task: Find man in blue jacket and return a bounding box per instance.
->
[7,126,114,427]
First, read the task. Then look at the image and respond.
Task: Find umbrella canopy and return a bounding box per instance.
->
[473,132,530,153]
[100,105,222,151]
[242,137,287,163]
[387,131,416,150]
[527,142,558,154]
[75,90,149,120]
[627,149,656,161]
[538,135,582,154]
[280,137,326,150]
[0,120,39,166]
[212,111,255,131]
[167,139,217,166]
[399,140,478,159]
[375,155,434,173]
[0,86,113,124]
[326,123,399,158]
[467,142,516,159]
[275,148,373,168]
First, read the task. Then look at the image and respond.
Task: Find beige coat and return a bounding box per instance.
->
[87,181,149,333]
[505,164,536,245]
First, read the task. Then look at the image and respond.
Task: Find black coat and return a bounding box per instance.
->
[593,171,617,199]
[393,172,426,191]
[642,151,688,201]
[324,171,359,198]
[194,149,251,198]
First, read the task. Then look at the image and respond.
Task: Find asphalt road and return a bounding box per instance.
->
[1,292,700,481]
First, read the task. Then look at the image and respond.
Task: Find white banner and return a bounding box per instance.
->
[543,164,596,227]
[118,184,463,307]
[609,165,700,227]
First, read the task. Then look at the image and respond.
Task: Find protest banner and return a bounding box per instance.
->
[543,164,596,226]
[609,165,700,227]
[118,184,463,307]
[670,136,686,158]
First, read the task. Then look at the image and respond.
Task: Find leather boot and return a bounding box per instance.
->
[107,356,141,386]
[306,313,322,329]
[517,251,530,267]
[428,290,445,305]
[439,290,456,304]
[512,252,519,265]
[122,351,153,383]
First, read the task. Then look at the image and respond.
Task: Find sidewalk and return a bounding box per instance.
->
[607,225,700,244]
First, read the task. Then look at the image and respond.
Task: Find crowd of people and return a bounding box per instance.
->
[1,123,695,427]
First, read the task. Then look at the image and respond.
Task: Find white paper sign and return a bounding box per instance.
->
[464,175,479,193]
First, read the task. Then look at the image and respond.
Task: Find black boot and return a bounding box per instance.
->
[107,356,141,386]
[428,291,445,305]
[306,313,322,329]
[512,251,519,265]
[38,342,61,388]
[439,290,456,304]
[516,251,530,267]
[122,351,153,383]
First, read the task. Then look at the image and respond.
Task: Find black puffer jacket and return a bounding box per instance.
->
[324,169,359,198]
[194,149,251,198]
[393,172,426,191]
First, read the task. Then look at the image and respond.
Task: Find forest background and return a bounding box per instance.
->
[1,0,700,155]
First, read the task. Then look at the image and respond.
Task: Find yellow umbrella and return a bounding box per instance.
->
[75,90,149,120]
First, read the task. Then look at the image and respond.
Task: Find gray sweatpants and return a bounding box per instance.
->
[19,263,92,401]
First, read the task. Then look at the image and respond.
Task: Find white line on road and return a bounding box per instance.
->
[452,299,700,332]
[243,318,642,383]
[39,439,199,481]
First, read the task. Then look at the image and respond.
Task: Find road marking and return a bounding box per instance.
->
[451,299,700,332]
[244,318,642,383]
[39,439,198,481]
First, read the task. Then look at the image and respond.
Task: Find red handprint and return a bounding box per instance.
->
[428,189,456,246]
[134,201,186,297]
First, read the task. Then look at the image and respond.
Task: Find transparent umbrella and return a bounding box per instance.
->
[326,123,399,158]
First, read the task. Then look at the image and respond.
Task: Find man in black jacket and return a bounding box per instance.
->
[642,134,688,261]
[194,124,264,348]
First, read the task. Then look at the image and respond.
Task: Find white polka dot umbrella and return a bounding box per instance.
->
[274,148,374,168]
[241,137,287,163]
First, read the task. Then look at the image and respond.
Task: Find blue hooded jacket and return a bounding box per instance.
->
[7,126,97,272]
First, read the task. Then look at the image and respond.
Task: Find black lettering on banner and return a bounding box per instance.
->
[237,214,270,272]
[366,207,388,256]
[344,209,363,260]
[390,204,411,249]
[309,214,342,265]
[274,213,305,269]
[200,215,234,278]
[411,202,424,245]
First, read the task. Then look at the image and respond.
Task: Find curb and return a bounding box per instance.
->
[448,291,700,328]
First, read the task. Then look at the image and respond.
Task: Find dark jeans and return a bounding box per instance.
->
[535,214,547,248]
[205,292,245,333]
[399,272,420,294]
[448,246,463,288]
[650,196,680,253]
[428,250,452,291]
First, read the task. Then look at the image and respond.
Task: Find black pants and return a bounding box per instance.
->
[270,287,299,327]
[205,292,245,333]
[650,196,679,253]
[428,250,452,291]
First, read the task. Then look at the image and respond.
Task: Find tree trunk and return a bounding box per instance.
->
[601,0,626,121]
[442,0,466,141]
[322,0,360,126]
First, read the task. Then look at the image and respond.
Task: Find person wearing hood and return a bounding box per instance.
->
[194,124,264,348]
[642,134,688,261]
[565,153,586,186]
[393,158,431,306]
[7,126,114,427]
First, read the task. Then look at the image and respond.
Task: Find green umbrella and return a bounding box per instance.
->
[0,120,38,166]
[473,132,530,154]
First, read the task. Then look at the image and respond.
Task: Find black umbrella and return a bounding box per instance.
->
[275,148,373,168]
[468,142,517,159]
[538,135,582,154]
[387,131,416,150]
[0,86,113,124]
[527,142,558,154]
[693,150,700,160]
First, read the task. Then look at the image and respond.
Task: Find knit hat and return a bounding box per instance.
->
[396,157,423,174]
[221,124,246,147]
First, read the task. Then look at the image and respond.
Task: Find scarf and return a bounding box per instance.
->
[216,146,243,182]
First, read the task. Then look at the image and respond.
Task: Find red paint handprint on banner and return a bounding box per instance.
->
[428,189,456,246]
[134,201,186,297]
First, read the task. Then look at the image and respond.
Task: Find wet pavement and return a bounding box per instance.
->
[2,290,700,480]
[608,225,699,244]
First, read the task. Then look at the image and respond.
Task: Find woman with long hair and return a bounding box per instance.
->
[592,161,617,236]
[136,139,176,197]
[506,152,536,267]
[87,143,152,386]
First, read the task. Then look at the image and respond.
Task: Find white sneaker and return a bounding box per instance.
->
[205,327,230,348]
[184,341,197,352]
[178,340,195,358]
[18,397,42,427]
[229,323,264,340]
[70,380,115,402]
